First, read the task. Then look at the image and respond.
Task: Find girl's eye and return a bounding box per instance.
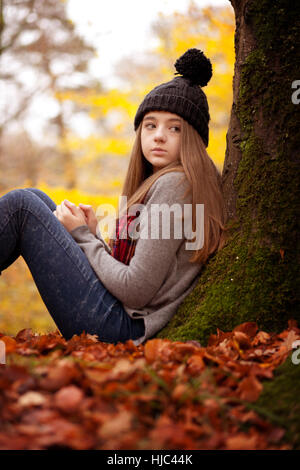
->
[144,123,181,132]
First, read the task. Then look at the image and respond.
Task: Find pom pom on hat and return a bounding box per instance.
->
[174,48,213,87]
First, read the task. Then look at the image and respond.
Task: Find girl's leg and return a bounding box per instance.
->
[24,188,57,212]
[0,188,145,342]
[0,188,56,269]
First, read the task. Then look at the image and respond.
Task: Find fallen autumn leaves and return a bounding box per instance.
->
[0,320,299,450]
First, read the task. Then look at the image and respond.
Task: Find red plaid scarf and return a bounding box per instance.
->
[111,198,145,265]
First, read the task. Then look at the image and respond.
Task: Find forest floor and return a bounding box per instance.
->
[0,320,299,450]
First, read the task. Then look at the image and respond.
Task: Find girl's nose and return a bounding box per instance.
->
[154,126,166,141]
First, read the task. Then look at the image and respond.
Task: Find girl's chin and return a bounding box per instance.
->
[150,157,167,166]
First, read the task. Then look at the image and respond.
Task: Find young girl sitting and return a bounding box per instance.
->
[0,49,226,346]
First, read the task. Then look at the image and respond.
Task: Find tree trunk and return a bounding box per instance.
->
[158,0,300,344]
[56,109,77,190]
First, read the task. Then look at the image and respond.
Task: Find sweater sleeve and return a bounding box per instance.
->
[95,224,112,254]
[69,172,191,309]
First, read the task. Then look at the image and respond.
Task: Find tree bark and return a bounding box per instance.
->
[158,0,300,344]
[222,0,257,220]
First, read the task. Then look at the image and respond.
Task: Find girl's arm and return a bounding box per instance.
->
[63,200,112,254]
[70,172,190,309]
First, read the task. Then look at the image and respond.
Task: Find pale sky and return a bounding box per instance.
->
[67,0,228,87]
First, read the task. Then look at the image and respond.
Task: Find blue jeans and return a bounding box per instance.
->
[0,188,145,343]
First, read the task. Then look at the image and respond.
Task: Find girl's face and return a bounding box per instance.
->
[141,111,181,173]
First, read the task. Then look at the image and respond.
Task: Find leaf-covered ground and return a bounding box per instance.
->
[0,320,299,450]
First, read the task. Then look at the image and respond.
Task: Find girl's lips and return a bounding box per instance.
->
[151,149,167,154]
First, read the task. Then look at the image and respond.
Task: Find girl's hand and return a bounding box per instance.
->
[62,200,98,236]
[78,203,98,236]
[53,200,87,233]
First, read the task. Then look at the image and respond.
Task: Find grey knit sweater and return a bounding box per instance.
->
[70,171,203,345]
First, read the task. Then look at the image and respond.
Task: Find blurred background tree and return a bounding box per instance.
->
[0,0,98,190]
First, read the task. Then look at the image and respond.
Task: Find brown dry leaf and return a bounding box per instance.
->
[98,410,132,439]
[84,366,113,385]
[267,427,286,444]
[33,418,94,449]
[207,328,232,347]
[148,413,195,449]
[203,351,225,366]
[54,385,84,413]
[237,375,263,402]
[39,361,80,392]
[184,340,202,348]
[171,342,200,359]
[233,322,258,338]
[109,357,146,380]
[0,336,17,353]
[111,358,132,375]
[226,432,258,450]
[0,363,30,387]
[252,331,271,346]
[0,433,31,450]
[15,328,36,342]
[279,329,300,352]
[144,338,169,362]
[171,383,188,400]
[186,354,205,374]
[18,391,47,407]
[233,331,251,349]
[85,334,99,343]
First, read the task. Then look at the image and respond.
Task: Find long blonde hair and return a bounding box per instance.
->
[108,117,227,264]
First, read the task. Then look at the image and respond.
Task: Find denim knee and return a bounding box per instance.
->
[5,188,31,209]
[4,189,52,219]
[0,189,33,229]
[24,188,46,198]
[24,188,56,211]
[3,188,56,214]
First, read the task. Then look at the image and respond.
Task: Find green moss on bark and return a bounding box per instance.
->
[157,0,300,344]
[158,229,297,345]
[255,353,300,449]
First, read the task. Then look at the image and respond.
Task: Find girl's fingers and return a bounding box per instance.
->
[60,202,68,213]
[64,200,76,208]
[58,201,91,225]
[57,203,69,217]
[78,204,93,213]
[57,203,66,212]
[57,205,65,220]
[63,200,78,216]
[55,206,61,220]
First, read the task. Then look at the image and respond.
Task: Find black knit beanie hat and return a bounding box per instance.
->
[134,48,213,147]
